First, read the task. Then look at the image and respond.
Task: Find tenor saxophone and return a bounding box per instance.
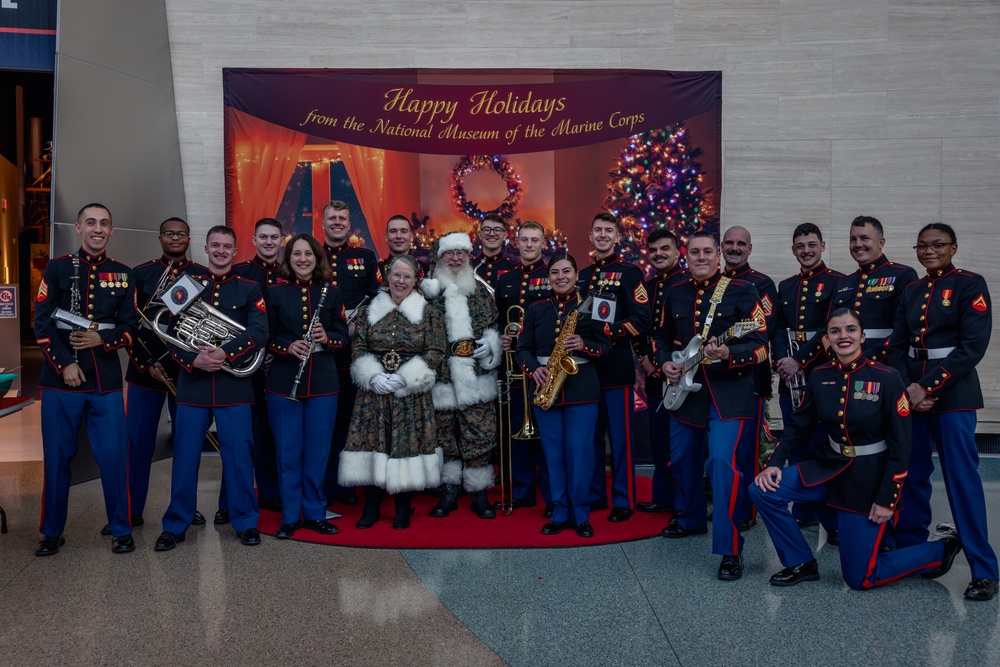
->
[533,308,580,410]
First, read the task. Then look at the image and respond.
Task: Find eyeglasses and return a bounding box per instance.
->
[480,227,505,236]
[161,231,190,239]
[441,249,468,258]
[913,242,951,252]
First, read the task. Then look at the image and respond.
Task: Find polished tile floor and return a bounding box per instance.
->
[1,429,999,665]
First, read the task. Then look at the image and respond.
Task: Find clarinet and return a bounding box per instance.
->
[70,252,82,363]
[288,283,329,401]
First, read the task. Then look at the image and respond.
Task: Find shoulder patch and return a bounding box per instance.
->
[36,278,48,303]
[972,294,988,312]
[255,297,267,313]
[896,392,910,417]
[751,303,766,332]
[633,283,649,305]
[761,293,773,317]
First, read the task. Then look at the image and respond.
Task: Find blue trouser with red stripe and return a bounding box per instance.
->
[670,406,744,555]
[647,400,677,507]
[163,404,258,535]
[589,386,637,509]
[895,411,999,581]
[735,396,764,524]
[40,388,130,538]
[535,402,597,526]
[126,383,176,517]
[267,392,338,525]
[749,466,946,589]
[778,395,836,531]
[508,387,551,506]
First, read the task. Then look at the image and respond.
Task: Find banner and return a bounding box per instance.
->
[223,68,721,273]
[0,0,56,71]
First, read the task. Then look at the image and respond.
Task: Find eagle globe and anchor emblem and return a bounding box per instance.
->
[170,285,189,306]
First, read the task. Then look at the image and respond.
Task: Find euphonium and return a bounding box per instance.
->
[150,286,265,378]
[533,308,580,410]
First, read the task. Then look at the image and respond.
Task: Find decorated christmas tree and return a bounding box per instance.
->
[603,123,717,277]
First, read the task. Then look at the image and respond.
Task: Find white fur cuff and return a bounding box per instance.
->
[463,465,495,493]
[394,355,436,397]
[350,353,385,391]
[477,327,503,371]
[384,448,444,494]
[441,459,463,485]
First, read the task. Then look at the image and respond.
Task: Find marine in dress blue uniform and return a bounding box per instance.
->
[578,251,651,519]
[472,213,517,292]
[517,277,611,536]
[722,249,776,529]
[322,239,380,503]
[156,228,269,549]
[751,320,958,590]
[266,246,348,536]
[233,250,282,509]
[125,247,204,522]
[636,254,687,513]
[772,256,844,527]
[654,233,768,579]
[34,203,138,555]
[495,257,552,507]
[888,223,998,601]
[472,250,517,292]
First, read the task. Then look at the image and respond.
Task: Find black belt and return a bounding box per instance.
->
[380,350,415,372]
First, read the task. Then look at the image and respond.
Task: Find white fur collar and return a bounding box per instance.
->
[366,289,426,326]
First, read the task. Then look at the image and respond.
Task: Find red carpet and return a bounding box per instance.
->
[258,475,671,549]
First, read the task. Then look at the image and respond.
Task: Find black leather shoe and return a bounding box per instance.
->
[430,484,459,517]
[739,518,757,532]
[591,498,610,511]
[276,523,299,539]
[192,510,206,526]
[35,536,65,556]
[111,534,135,554]
[576,522,595,538]
[543,503,555,519]
[100,523,112,536]
[965,579,999,601]
[826,529,839,546]
[494,496,537,511]
[303,519,338,535]
[214,509,230,525]
[796,519,819,528]
[393,507,415,530]
[769,559,820,586]
[922,533,962,579]
[154,532,184,551]
[541,521,570,535]
[238,528,261,546]
[608,507,633,522]
[131,514,144,527]
[470,491,496,519]
[636,502,673,513]
[258,497,283,512]
[356,504,380,529]
[718,554,744,580]
[661,516,708,538]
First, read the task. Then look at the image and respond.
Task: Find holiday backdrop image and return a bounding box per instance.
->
[224,69,721,274]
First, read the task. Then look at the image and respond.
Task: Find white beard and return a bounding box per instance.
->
[435,263,476,297]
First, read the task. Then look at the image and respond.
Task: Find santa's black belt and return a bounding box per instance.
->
[379,350,415,372]
[449,339,477,357]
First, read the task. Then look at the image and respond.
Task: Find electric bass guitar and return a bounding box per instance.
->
[662,319,761,411]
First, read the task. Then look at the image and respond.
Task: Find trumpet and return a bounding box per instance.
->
[785,329,807,409]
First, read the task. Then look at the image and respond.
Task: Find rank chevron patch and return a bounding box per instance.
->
[896,392,910,417]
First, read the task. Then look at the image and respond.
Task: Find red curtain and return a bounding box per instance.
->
[337,142,420,260]
[225,108,307,262]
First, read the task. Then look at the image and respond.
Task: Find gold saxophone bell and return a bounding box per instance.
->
[533,308,580,410]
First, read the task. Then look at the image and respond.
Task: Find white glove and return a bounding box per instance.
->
[472,338,491,359]
[383,373,406,391]
[370,373,393,395]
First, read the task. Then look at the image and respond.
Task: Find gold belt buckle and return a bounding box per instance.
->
[382,350,402,372]
[451,339,476,357]
[793,331,808,342]
[841,444,855,458]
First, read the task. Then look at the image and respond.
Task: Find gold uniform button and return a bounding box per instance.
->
[837,411,844,417]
